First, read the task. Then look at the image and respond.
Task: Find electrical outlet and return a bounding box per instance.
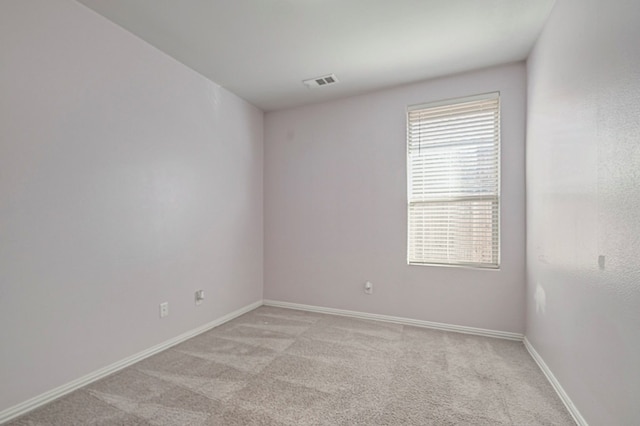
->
[195,289,205,305]
[364,281,373,295]
[159,302,169,318]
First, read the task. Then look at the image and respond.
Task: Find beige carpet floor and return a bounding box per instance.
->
[8,306,574,425]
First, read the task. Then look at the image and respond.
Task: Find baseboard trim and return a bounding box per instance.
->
[263,299,524,341]
[523,337,587,426]
[0,300,262,425]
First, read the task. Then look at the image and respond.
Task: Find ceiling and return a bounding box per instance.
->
[77,0,555,111]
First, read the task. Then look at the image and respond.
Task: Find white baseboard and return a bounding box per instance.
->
[524,337,587,426]
[0,300,262,425]
[5,300,585,426]
[263,299,524,341]
[264,301,586,423]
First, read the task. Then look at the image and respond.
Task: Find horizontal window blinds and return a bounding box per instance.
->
[407,93,500,268]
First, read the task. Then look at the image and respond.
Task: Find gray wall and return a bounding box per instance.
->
[526,0,640,423]
[264,63,526,333]
[0,0,263,412]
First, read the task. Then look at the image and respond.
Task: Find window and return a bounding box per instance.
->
[407,93,500,268]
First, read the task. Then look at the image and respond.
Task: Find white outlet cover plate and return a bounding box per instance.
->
[160,302,169,318]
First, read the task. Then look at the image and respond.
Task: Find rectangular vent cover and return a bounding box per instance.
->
[303,74,339,88]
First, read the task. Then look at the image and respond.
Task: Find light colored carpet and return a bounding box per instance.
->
[9,306,574,425]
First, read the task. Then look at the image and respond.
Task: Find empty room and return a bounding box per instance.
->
[1,0,638,425]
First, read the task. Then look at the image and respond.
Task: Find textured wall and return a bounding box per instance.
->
[0,0,263,412]
[526,0,640,423]
[265,63,526,333]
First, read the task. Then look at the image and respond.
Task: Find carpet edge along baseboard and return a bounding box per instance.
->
[263,299,524,341]
[0,300,263,425]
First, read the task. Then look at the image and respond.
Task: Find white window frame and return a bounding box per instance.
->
[406,92,501,269]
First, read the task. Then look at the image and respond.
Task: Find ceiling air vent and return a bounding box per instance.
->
[303,73,339,89]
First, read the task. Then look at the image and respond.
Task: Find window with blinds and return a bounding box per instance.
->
[407,92,500,268]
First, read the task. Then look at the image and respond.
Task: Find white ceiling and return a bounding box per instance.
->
[77,0,555,111]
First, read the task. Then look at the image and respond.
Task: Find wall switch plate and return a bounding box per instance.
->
[159,302,169,318]
[195,290,205,305]
[364,281,373,295]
